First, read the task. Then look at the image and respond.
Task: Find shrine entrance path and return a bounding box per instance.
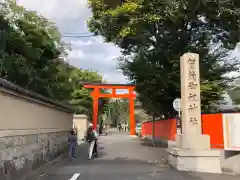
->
[39,129,239,180]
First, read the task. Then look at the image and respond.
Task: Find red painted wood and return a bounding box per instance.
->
[141,114,225,149]
[83,84,136,135]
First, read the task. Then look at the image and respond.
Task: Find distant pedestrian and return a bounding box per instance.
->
[121,123,124,131]
[118,123,122,132]
[93,128,99,156]
[68,129,77,160]
[103,124,108,135]
[123,122,127,131]
[97,124,100,134]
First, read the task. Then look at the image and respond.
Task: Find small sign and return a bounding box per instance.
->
[176,117,182,134]
[173,98,181,112]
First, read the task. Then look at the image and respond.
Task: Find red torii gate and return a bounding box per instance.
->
[83,83,136,135]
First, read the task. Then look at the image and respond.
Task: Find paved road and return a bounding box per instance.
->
[39,130,239,180]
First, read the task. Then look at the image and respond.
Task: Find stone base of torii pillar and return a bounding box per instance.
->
[166,53,221,174]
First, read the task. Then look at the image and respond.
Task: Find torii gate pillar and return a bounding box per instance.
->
[128,87,136,135]
[91,87,100,130]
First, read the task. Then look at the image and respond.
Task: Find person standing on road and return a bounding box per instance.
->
[86,123,98,160]
[118,123,122,132]
[124,122,128,132]
[68,129,77,160]
[93,127,99,156]
[103,124,108,135]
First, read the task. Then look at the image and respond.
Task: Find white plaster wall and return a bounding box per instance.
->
[73,114,88,144]
[0,87,73,137]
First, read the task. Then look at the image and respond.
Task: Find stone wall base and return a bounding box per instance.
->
[0,131,69,180]
[166,148,222,174]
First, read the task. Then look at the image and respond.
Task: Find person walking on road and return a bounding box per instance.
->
[86,123,98,160]
[124,122,128,132]
[118,123,122,132]
[93,127,99,156]
[68,129,77,160]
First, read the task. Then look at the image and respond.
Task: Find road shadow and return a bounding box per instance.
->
[63,156,226,180]
[70,157,160,166]
[139,138,169,148]
[96,141,108,158]
[137,138,239,180]
[39,135,239,180]
[64,141,107,165]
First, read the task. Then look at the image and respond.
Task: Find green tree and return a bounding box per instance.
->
[88,0,240,117]
[0,0,71,100]
[105,99,129,126]
[68,68,103,116]
[228,79,240,105]
[0,0,110,119]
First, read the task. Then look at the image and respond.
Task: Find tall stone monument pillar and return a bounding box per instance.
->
[166,53,221,173]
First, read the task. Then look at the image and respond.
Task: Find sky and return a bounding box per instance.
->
[13,0,239,105]
[17,0,128,84]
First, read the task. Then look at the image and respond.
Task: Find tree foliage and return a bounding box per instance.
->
[88,0,240,117]
[68,68,106,116]
[0,0,70,99]
[105,98,147,126]
[228,79,240,105]
[105,99,129,126]
[0,0,108,116]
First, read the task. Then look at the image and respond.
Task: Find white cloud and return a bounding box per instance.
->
[17,0,89,20]
[103,72,128,84]
[17,0,127,84]
[67,39,93,47]
[68,49,84,59]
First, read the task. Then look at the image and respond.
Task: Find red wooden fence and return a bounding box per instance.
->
[141,113,224,149]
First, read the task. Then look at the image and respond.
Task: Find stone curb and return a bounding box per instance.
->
[20,153,69,180]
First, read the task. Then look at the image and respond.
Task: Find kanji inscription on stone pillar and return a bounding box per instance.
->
[167,53,220,174]
[180,53,202,134]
